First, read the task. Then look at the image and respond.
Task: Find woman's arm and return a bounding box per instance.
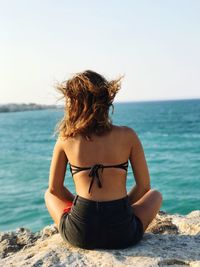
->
[127,128,151,204]
[48,138,75,201]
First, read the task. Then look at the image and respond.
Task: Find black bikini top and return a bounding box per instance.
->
[69,161,128,194]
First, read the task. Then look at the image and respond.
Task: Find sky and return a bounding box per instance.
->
[0,0,200,105]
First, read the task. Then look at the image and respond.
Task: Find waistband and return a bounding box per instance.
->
[73,194,129,208]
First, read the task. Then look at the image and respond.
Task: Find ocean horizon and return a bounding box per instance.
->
[0,99,199,233]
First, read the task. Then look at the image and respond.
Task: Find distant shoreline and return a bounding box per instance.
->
[0,103,63,113]
[0,98,199,113]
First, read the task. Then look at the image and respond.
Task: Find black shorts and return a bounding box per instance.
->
[59,194,144,249]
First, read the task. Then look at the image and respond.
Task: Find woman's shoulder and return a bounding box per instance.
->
[56,126,139,145]
[112,124,137,136]
[55,134,72,148]
[112,125,140,146]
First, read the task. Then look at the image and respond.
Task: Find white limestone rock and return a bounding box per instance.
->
[0,210,199,267]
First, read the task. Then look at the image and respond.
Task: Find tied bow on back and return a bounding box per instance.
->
[88,164,104,193]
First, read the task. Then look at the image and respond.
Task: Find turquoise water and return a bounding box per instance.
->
[0,99,200,232]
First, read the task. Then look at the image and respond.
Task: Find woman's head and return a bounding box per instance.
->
[55,70,123,140]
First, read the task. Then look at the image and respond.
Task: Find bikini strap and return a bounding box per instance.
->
[88,164,103,194]
[69,163,91,176]
[103,161,128,171]
[69,161,128,194]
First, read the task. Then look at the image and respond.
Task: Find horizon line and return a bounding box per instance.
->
[0,97,200,106]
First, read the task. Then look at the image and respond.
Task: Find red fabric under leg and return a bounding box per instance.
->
[63,201,73,213]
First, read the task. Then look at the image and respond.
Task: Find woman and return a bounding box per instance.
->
[44,70,163,249]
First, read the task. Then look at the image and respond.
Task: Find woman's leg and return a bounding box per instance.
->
[131,189,163,232]
[44,189,70,229]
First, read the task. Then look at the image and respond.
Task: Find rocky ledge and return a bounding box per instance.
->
[0,211,199,267]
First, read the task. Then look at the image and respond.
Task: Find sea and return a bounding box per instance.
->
[0,99,200,233]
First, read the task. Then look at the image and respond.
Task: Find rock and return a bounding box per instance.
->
[0,211,199,267]
[172,210,200,235]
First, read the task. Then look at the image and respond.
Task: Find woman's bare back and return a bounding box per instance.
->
[45,70,162,238]
[62,125,132,201]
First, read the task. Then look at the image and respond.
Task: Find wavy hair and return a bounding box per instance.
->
[54,70,123,140]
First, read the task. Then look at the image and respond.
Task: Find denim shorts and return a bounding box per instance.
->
[59,194,144,249]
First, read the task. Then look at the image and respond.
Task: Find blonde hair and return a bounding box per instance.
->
[54,70,123,140]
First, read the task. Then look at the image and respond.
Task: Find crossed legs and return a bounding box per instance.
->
[44,188,163,233]
[130,189,163,232]
[44,189,70,229]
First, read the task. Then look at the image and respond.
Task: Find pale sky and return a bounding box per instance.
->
[0,0,200,105]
